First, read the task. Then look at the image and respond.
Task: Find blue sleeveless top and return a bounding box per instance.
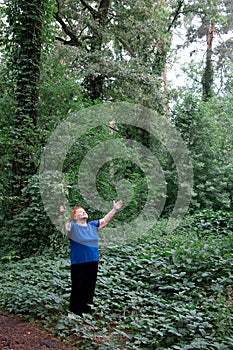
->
[68,220,100,264]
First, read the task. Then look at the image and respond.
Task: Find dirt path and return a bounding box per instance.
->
[0,311,74,350]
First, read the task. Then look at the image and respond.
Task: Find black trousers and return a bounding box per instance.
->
[69,261,98,315]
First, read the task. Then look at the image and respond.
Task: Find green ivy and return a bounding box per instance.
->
[0,214,233,349]
[0,174,67,260]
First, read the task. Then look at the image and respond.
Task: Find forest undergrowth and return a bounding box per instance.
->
[1,210,233,349]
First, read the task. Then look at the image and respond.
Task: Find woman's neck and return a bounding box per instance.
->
[74,218,88,226]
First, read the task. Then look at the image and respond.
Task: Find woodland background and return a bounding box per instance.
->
[0,1,233,349]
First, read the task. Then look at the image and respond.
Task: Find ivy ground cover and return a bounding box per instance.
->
[0,212,233,349]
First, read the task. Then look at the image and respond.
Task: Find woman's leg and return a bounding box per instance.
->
[69,263,86,315]
[85,261,98,306]
[69,262,98,315]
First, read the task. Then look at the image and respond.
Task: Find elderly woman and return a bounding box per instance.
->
[62,200,123,318]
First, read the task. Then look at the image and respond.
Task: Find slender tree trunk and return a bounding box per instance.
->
[202,22,215,101]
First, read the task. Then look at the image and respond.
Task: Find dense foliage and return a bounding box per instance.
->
[0,1,232,347]
[0,0,232,259]
[1,211,233,349]
[172,93,233,211]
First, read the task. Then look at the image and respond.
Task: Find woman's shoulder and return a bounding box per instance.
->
[88,220,100,228]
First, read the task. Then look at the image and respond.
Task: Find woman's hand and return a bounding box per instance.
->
[60,205,66,213]
[99,200,123,229]
[113,200,123,211]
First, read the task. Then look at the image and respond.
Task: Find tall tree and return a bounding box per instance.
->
[55,0,111,101]
[201,21,215,100]
[54,0,183,109]
[177,0,233,98]
[3,0,53,213]
[6,0,45,123]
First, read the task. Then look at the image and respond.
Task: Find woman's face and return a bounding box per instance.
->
[74,207,88,220]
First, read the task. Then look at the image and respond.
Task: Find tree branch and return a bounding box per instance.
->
[80,0,97,18]
[167,0,185,32]
[115,35,136,58]
[98,0,110,26]
[55,12,82,47]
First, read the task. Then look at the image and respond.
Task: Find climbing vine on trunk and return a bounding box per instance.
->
[3,0,55,211]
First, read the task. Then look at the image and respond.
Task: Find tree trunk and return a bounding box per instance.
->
[6,0,45,210]
[202,22,215,101]
[81,0,110,102]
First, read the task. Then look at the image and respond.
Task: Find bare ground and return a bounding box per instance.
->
[0,311,74,350]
